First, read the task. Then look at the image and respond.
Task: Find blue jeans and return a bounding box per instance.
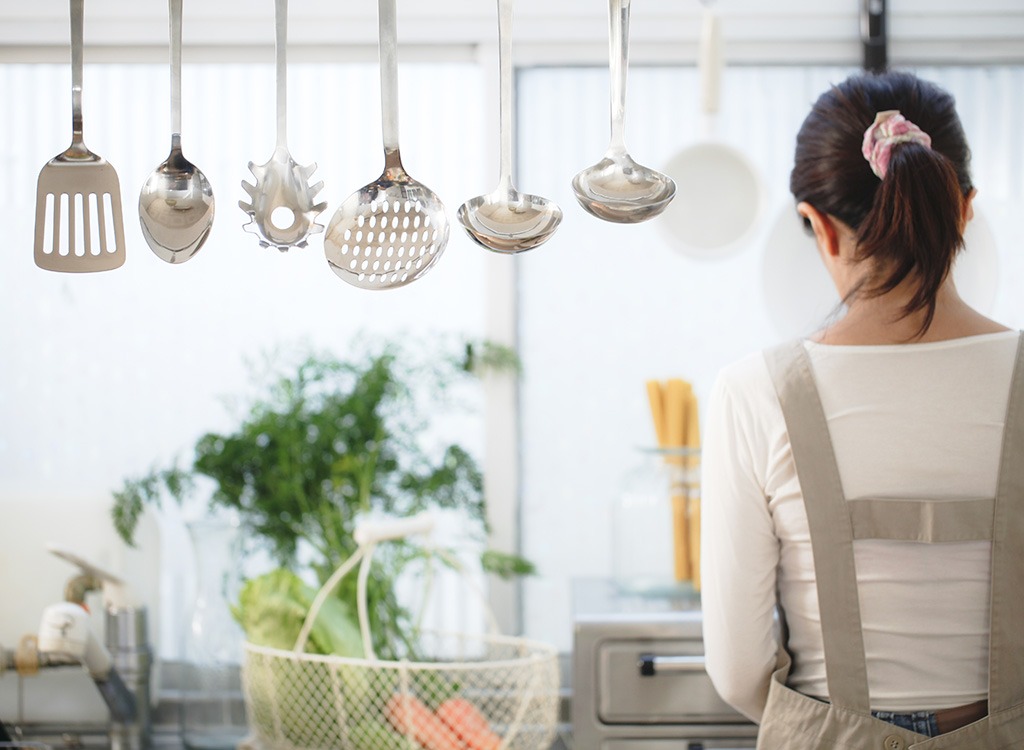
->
[872,709,940,737]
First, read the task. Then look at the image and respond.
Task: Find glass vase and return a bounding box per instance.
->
[612,446,701,597]
[180,516,248,750]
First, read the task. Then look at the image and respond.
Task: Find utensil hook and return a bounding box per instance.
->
[861,0,887,73]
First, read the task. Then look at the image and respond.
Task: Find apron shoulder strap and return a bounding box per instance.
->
[989,332,1024,711]
[764,340,871,713]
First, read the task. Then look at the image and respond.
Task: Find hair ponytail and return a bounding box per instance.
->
[855,142,965,331]
[790,71,974,337]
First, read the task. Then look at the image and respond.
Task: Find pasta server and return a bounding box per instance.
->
[34,0,125,272]
[239,0,326,251]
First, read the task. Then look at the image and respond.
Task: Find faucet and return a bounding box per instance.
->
[38,601,138,724]
[30,546,154,750]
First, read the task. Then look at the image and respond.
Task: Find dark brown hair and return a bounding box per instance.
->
[790,71,973,334]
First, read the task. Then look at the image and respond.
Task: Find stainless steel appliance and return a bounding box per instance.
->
[572,579,757,749]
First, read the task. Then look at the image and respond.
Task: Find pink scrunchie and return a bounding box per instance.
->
[861,109,932,179]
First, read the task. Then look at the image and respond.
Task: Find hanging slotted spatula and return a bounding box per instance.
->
[34,0,125,272]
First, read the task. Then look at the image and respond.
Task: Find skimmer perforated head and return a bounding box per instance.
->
[323,166,449,290]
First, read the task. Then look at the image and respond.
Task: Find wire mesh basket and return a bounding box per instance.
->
[240,515,560,750]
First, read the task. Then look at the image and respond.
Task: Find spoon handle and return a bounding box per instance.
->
[169,0,182,138]
[497,0,514,192]
[275,0,288,149]
[608,0,631,154]
[378,0,401,164]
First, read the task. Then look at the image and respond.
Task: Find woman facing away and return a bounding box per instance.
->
[700,70,1024,749]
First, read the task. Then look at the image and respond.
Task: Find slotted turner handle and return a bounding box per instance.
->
[68,0,90,158]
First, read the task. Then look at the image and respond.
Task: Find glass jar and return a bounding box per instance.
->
[612,447,701,597]
[180,516,248,750]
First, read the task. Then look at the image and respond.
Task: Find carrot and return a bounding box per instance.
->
[384,693,467,750]
[436,698,502,750]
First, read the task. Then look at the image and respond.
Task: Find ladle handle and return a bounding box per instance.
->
[608,0,631,154]
[275,0,288,149]
[497,0,514,192]
[378,0,401,165]
[698,5,722,136]
[69,0,84,147]
[169,0,182,138]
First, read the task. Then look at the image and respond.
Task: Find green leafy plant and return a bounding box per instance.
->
[112,337,532,658]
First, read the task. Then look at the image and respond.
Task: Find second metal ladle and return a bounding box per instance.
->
[458,0,562,254]
[572,0,676,224]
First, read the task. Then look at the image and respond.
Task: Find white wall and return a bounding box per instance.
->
[2,1,1022,65]
[1,0,1024,724]
[0,59,488,720]
[516,63,1024,651]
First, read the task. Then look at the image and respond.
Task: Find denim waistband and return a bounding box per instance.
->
[871,709,940,737]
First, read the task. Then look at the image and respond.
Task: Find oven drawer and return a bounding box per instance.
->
[598,639,744,724]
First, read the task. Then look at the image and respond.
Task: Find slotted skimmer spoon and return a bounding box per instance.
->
[323,0,449,289]
[34,0,125,272]
[240,0,325,251]
[138,0,215,264]
[572,0,676,223]
[458,0,562,254]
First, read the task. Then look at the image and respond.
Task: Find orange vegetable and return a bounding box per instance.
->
[436,698,502,750]
[384,693,467,750]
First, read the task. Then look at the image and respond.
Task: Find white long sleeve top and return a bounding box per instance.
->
[700,331,1020,723]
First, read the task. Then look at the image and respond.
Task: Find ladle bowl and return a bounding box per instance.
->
[458,188,562,254]
[572,152,676,224]
[458,0,561,253]
[139,138,215,263]
[572,0,676,224]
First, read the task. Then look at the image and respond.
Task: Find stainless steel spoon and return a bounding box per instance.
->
[239,0,325,251]
[457,0,561,254]
[323,0,449,289]
[139,0,215,264]
[572,0,675,224]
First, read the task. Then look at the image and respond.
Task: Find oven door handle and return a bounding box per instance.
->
[638,652,706,676]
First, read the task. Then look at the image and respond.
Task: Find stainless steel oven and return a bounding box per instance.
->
[572,579,757,749]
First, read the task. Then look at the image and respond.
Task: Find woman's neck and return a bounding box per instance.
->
[812,279,1011,345]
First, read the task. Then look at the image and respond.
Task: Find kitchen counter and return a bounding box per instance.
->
[4,651,574,750]
[9,725,572,750]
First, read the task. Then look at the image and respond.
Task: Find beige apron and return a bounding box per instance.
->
[758,339,1024,750]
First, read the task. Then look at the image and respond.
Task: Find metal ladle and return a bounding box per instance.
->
[572,0,675,224]
[139,0,215,264]
[457,0,562,254]
[239,0,326,251]
[322,0,449,289]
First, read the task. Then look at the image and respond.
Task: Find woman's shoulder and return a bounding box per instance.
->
[712,348,784,416]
